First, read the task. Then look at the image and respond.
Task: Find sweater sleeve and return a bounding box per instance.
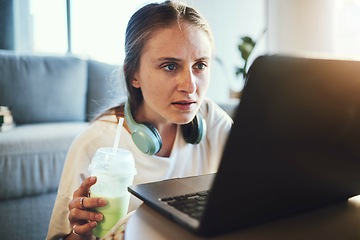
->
[46,117,116,239]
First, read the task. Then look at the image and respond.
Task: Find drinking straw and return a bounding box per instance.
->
[113,117,124,152]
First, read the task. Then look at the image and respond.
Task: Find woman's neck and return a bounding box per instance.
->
[155,123,177,157]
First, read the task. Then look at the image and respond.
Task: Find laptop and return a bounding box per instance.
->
[128,55,360,237]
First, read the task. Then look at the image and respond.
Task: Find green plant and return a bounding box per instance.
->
[235,36,256,80]
[235,29,266,80]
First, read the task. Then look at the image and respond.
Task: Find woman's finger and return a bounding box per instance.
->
[68,207,104,223]
[69,196,107,211]
[73,176,97,198]
[72,221,97,236]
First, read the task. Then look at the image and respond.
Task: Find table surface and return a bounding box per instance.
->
[125,195,360,240]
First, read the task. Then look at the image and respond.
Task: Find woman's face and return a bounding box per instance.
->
[132,22,212,126]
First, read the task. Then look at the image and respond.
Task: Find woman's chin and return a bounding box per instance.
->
[172,113,197,125]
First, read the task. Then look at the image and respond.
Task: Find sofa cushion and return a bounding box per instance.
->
[0,122,88,200]
[0,192,57,240]
[86,59,127,121]
[0,50,88,124]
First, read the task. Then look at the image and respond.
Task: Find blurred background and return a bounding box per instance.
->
[1,0,359,103]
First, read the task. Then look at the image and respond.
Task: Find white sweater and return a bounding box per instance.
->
[47,98,233,239]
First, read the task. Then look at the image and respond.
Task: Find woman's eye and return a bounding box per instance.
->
[195,62,207,70]
[163,63,176,71]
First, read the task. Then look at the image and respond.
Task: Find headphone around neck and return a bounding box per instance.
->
[124,101,205,155]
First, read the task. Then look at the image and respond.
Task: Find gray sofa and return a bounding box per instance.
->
[0,50,124,240]
[0,50,238,240]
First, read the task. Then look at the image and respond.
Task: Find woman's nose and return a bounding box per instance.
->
[178,69,196,94]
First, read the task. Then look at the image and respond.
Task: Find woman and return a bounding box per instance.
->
[47,1,233,239]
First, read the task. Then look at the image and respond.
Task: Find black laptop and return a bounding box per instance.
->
[128,55,360,237]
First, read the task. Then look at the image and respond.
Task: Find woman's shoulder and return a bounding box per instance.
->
[91,104,125,122]
[71,110,119,148]
[200,98,234,124]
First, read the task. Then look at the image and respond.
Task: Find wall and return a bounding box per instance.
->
[185,0,267,103]
[266,0,360,60]
[267,0,337,55]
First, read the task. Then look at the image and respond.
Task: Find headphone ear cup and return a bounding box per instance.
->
[181,114,205,144]
[124,101,162,155]
[131,123,162,155]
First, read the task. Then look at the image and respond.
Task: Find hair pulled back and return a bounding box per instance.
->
[123,1,213,112]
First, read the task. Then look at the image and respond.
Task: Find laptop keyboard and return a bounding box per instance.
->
[160,190,211,220]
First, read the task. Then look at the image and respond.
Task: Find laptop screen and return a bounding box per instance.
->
[201,55,360,233]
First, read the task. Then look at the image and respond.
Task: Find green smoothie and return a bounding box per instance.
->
[91,193,130,238]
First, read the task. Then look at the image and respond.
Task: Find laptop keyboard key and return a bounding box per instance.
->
[161,191,210,220]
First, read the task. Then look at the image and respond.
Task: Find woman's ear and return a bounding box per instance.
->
[132,73,141,88]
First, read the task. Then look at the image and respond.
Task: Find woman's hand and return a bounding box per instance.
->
[67,176,107,239]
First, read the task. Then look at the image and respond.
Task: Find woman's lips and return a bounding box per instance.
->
[171,101,196,111]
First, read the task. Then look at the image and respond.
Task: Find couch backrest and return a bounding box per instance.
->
[0,50,87,124]
[86,59,126,121]
[0,50,127,124]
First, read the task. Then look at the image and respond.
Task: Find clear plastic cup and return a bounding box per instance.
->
[88,147,137,238]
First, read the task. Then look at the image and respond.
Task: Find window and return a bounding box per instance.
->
[334,0,360,57]
[29,0,152,64]
[70,0,151,64]
[30,0,68,53]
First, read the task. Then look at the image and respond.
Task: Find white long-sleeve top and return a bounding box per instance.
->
[46,98,233,239]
